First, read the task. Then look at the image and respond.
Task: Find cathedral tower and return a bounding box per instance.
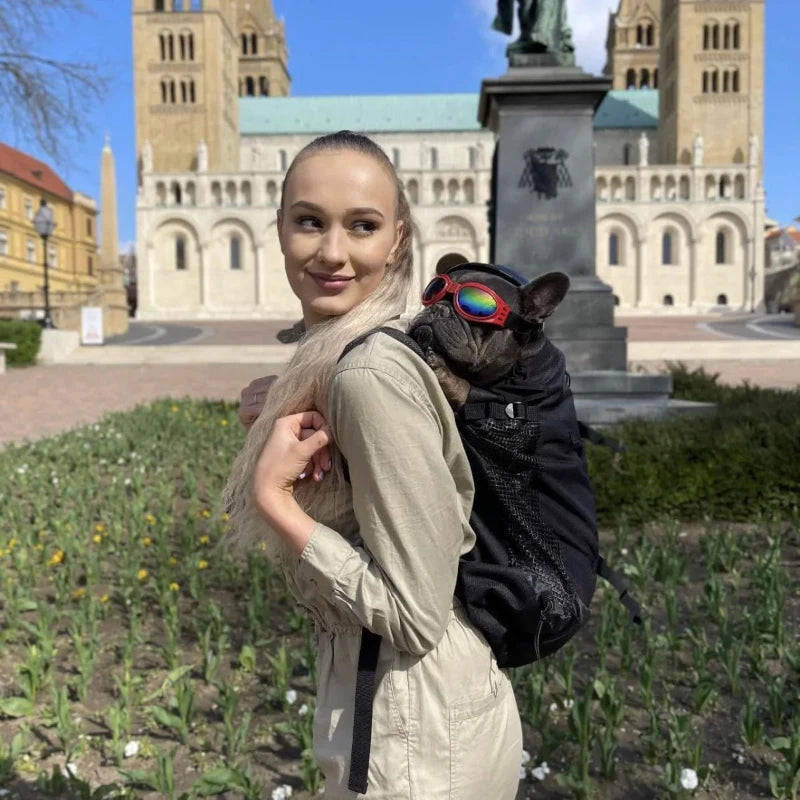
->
[132,0,240,176]
[658,0,764,167]
[236,0,290,97]
[604,0,662,90]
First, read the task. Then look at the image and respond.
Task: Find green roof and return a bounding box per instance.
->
[594,89,659,129]
[240,94,483,135]
[239,89,660,135]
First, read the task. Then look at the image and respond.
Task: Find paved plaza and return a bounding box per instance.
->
[1,314,799,449]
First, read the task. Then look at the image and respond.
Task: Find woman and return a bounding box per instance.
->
[224,131,522,799]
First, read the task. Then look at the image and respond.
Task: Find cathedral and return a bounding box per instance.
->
[132,0,765,320]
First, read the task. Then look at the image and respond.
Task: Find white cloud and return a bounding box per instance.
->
[470,0,618,76]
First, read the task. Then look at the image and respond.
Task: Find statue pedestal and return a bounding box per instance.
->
[479,65,690,424]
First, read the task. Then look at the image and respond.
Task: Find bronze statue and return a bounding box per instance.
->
[493,0,575,64]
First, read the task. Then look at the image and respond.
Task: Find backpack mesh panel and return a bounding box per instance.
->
[461,416,578,621]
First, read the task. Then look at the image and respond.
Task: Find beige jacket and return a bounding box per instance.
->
[282,328,522,799]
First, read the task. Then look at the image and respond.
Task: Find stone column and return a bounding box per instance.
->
[479,62,626,372]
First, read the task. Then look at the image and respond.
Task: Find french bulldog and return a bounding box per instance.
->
[407,267,570,409]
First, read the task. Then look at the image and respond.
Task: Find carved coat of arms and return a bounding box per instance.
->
[519,147,573,199]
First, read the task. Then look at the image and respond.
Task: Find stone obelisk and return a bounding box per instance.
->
[98,137,129,336]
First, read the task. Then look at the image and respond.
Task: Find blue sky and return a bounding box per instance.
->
[0,0,796,247]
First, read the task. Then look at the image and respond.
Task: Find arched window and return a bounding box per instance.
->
[225,180,237,206]
[717,294,728,306]
[406,179,419,205]
[430,148,439,170]
[180,80,188,103]
[241,33,248,55]
[724,24,731,49]
[211,181,222,206]
[662,231,674,265]
[279,150,288,171]
[245,76,255,96]
[733,23,740,49]
[241,181,251,206]
[179,33,186,60]
[723,71,730,93]
[732,69,740,93]
[160,79,168,103]
[185,182,196,205]
[259,76,268,95]
[623,144,632,165]
[663,294,674,306]
[625,177,636,201]
[171,0,181,10]
[155,0,165,10]
[715,230,728,264]
[636,24,643,45]
[189,79,195,103]
[167,33,174,60]
[703,25,710,50]
[171,182,182,205]
[609,233,620,266]
[175,235,186,270]
[641,68,650,88]
[159,34,167,61]
[711,70,719,93]
[647,24,655,46]
[191,0,202,9]
[433,179,444,204]
[719,175,731,198]
[266,180,278,206]
[187,33,194,60]
[0,230,7,256]
[156,182,166,205]
[447,178,460,204]
[735,174,746,199]
[251,33,257,54]
[230,235,242,270]
[653,68,659,88]
[679,176,691,200]
[463,178,475,204]
[712,24,720,49]
[626,68,637,89]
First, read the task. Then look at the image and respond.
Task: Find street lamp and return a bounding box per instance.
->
[33,198,56,329]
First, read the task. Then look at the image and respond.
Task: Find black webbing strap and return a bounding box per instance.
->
[463,401,538,422]
[348,628,382,794]
[578,421,627,454]
[597,556,643,625]
[338,326,425,364]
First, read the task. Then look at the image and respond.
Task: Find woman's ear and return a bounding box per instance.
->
[276,208,285,255]
[387,220,404,266]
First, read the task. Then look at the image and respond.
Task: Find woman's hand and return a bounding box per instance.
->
[252,411,333,519]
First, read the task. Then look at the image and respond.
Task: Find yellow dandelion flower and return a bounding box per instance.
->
[168,556,178,567]
[144,513,156,525]
[72,588,86,600]
[137,569,148,581]
[142,536,152,547]
[8,538,18,550]
[92,534,102,544]
[100,594,110,603]
[197,560,209,571]
[171,404,179,413]
[95,523,106,533]
[48,550,65,566]
[259,542,267,552]
[34,543,44,552]
[221,513,230,522]
[200,510,211,519]
[169,582,180,593]
[220,419,228,427]
[199,535,210,545]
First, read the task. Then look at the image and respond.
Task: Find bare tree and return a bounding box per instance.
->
[0,0,107,163]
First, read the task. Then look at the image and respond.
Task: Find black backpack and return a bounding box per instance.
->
[337,327,641,794]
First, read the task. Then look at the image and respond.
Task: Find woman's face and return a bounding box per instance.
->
[277,150,403,327]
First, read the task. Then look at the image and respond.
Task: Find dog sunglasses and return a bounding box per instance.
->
[421,273,535,332]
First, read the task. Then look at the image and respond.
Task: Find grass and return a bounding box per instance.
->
[0,368,798,799]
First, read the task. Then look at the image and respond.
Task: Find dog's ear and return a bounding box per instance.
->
[520,272,570,322]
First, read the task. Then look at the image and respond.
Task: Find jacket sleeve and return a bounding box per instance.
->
[293,364,465,655]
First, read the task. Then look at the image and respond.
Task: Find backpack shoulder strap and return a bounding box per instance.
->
[597,556,644,625]
[348,628,382,793]
[338,326,426,364]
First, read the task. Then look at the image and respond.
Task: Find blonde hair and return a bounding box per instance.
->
[223,131,414,557]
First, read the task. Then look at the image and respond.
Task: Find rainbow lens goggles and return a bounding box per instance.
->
[421,273,535,332]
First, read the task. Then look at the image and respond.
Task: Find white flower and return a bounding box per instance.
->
[679,768,698,791]
[298,704,309,717]
[271,786,293,800]
[65,762,78,777]
[285,689,297,705]
[531,762,550,781]
[620,547,629,556]
[519,766,527,780]
[124,478,132,486]
[123,740,140,759]
[0,788,11,796]
[520,749,531,765]
[564,699,575,710]
[549,702,559,713]
[117,458,126,465]
[51,477,59,486]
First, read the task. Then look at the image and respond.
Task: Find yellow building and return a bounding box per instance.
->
[0,142,98,295]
